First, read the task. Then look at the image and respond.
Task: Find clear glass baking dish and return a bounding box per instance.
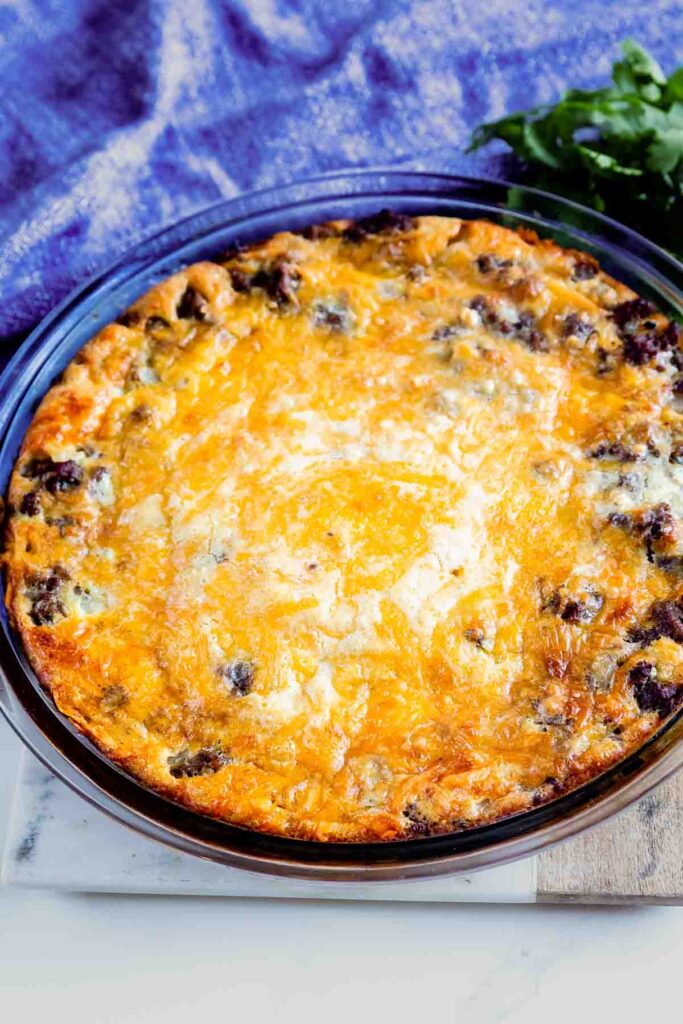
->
[1,170,682,881]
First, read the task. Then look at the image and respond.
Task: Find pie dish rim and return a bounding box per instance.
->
[1,169,682,879]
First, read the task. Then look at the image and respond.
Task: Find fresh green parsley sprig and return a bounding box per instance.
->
[469,40,683,256]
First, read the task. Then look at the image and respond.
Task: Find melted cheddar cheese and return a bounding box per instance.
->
[4,214,683,840]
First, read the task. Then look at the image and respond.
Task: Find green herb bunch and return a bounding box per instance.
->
[469,40,683,256]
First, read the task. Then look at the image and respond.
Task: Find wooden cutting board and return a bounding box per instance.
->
[537,772,683,903]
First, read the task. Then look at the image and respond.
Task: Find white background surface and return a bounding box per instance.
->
[2,719,683,1022]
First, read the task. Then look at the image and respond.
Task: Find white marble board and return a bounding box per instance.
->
[4,748,683,903]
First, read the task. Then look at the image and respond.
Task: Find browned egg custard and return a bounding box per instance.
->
[3,212,683,841]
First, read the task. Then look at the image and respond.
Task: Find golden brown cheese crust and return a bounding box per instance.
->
[4,213,683,841]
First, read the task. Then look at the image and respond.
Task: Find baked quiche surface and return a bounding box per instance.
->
[4,212,683,841]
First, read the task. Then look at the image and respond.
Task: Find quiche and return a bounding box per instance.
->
[3,211,683,842]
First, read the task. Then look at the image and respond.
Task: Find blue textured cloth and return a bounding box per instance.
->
[1,0,680,348]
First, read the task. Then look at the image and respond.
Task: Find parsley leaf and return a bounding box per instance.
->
[468,40,683,257]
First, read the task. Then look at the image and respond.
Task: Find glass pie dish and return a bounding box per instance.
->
[1,170,682,881]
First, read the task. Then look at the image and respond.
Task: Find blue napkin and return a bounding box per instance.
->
[1,0,680,348]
